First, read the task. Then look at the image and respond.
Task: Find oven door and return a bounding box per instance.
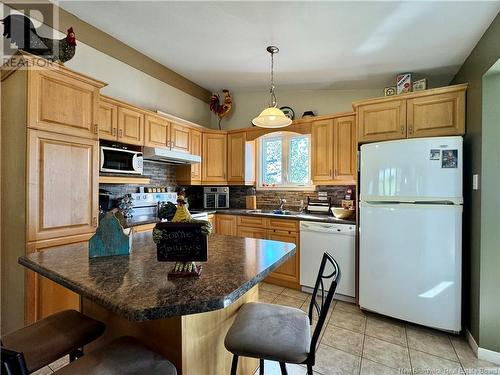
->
[204,193,216,209]
[216,193,229,209]
[100,147,143,174]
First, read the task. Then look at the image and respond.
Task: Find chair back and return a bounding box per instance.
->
[307,252,341,364]
[1,347,29,375]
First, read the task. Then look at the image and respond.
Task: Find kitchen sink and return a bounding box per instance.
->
[244,209,298,216]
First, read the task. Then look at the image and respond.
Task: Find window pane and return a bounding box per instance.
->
[263,137,282,185]
[288,136,310,184]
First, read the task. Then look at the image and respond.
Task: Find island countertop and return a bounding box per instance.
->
[18,232,295,322]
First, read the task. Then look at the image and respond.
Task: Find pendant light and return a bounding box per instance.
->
[252,46,292,128]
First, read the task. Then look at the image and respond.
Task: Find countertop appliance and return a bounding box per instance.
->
[203,187,229,209]
[359,136,462,332]
[143,146,201,165]
[300,221,356,299]
[100,145,143,174]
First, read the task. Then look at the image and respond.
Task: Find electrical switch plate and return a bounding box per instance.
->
[473,174,479,190]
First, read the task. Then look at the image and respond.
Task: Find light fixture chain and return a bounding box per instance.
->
[270,49,277,107]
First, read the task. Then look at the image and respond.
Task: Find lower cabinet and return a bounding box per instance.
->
[214,214,301,289]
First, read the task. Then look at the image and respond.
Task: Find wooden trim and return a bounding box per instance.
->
[351,83,468,108]
[4,3,211,102]
[98,176,151,184]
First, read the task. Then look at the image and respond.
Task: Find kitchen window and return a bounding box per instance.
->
[258,132,312,189]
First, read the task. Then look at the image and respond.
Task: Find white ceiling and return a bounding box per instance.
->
[58,1,500,92]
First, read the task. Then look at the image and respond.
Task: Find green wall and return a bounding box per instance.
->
[452,13,500,351]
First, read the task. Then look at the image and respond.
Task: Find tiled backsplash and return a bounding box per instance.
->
[229,185,355,210]
[100,161,177,196]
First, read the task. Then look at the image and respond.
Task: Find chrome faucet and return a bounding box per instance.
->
[278,197,287,212]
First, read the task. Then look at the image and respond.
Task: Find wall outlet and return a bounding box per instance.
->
[473,174,479,190]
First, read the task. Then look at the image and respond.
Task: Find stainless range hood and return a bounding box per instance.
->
[142,147,201,165]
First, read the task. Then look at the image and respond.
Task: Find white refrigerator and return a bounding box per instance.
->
[359,136,462,332]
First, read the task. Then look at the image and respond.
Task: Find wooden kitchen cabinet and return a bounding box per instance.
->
[407,90,465,138]
[311,115,356,185]
[118,106,144,146]
[215,215,237,236]
[356,99,407,143]
[176,129,202,185]
[237,226,267,239]
[27,129,99,242]
[354,84,467,144]
[98,97,118,141]
[266,229,300,289]
[227,132,255,185]
[207,214,216,232]
[170,122,191,152]
[27,67,104,139]
[202,133,227,184]
[144,113,170,147]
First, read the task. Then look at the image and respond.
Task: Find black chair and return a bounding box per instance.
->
[225,252,341,375]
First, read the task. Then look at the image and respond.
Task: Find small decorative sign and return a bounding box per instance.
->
[89,211,131,258]
[396,73,412,94]
[153,222,208,262]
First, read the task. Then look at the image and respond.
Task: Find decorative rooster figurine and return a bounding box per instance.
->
[1,14,76,63]
[210,89,233,130]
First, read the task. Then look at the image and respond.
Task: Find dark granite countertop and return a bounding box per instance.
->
[18,232,295,322]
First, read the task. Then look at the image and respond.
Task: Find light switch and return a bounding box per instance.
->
[473,174,479,190]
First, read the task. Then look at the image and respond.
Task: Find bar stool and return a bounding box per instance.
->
[224,253,341,375]
[52,336,177,375]
[1,309,105,373]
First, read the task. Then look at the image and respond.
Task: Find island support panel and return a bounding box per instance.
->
[82,285,259,375]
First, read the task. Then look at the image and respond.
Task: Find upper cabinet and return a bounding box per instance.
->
[227,132,255,185]
[354,84,467,144]
[311,115,356,185]
[98,96,144,146]
[202,132,227,184]
[144,114,169,147]
[27,67,105,139]
[176,129,202,185]
[170,122,191,152]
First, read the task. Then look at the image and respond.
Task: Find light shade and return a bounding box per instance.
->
[252,107,292,128]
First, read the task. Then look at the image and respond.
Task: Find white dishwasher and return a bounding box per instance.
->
[300,221,356,298]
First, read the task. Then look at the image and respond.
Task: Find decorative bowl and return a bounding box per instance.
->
[331,207,354,219]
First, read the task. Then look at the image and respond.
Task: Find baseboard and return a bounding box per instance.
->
[465,327,500,365]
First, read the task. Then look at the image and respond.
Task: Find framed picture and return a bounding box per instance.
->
[280,106,295,120]
[413,78,427,91]
[396,73,412,94]
[384,86,397,96]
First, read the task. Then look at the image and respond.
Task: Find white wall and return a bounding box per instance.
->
[211,88,382,129]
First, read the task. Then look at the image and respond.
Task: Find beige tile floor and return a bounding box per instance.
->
[34,283,500,375]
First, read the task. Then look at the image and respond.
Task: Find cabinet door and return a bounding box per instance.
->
[190,130,202,182]
[227,132,246,183]
[215,215,237,236]
[266,230,300,289]
[207,214,216,232]
[202,133,227,183]
[170,123,191,152]
[144,114,169,147]
[357,100,406,143]
[333,116,356,183]
[407,91,465,138]
[311,119,334,182]
[118,106,144,146]
[27,130,99,242]
[98,98,118,141]
[237,226,267,239]
[28,69,99,139]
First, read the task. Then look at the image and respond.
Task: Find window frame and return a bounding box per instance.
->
[257,132,314,191]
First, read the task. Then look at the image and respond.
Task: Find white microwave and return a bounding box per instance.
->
[100,146,143,174]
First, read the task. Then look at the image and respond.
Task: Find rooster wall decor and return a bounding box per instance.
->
[209,89,232,130]
[1,14,76,63]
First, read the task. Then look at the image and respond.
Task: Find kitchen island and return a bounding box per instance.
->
[19,232,296,375]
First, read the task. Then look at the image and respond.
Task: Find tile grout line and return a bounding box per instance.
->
[448,334,467,373]
[406,324,415,375]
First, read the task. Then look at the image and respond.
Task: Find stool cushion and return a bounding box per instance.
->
[1,310,105,372]
[224,302,311,364]
[54,336,177,375]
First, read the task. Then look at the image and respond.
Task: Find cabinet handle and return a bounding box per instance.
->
[112,128,117,136]
[409,126,413,133]
[401,126,404,134]
[92,217,97,227]
[119,129,123,137]
[334,169,338,176]
[93,124,98,134]
[329,169,332,176]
